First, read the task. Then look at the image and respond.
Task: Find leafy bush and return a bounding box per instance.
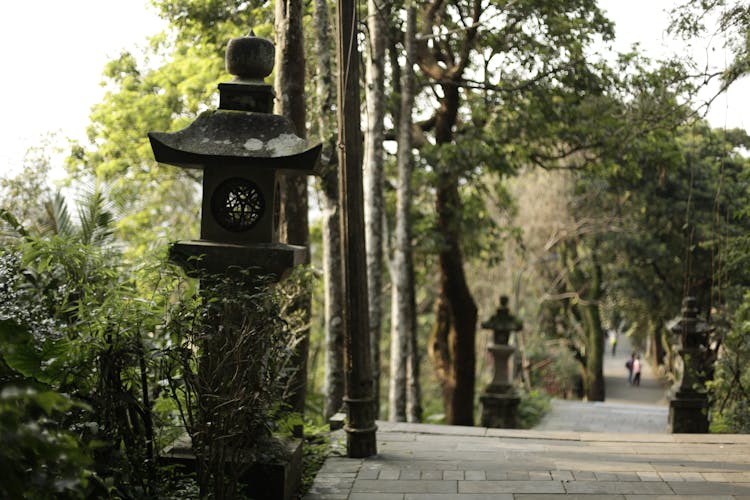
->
[0,190,169,495]
[517,389,551,429]
[0,385,92,499]
[709,293,750,433]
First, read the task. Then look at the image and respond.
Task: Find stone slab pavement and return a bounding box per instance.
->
[304,336,746,498]
[304,422,750,499]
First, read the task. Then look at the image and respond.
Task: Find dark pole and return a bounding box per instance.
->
[335,0,377,457]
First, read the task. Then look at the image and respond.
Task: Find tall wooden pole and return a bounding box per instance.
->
[335,0,377,457]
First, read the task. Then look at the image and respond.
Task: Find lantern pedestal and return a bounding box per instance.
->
[668,393,709,434]
[480,393,520,429]
[169,240,306,281]
[161,434,303,500]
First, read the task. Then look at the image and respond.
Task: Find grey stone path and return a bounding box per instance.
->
[305,422,750,499]
[535,335,670,434]
[305,337,750,498]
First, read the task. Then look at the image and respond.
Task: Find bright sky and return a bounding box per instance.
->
[0,1,166,172]
[0,0,746,177]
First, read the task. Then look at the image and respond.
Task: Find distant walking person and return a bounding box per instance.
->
[625,352,635,384]
[610,331,618,357]
[632,354,642,387]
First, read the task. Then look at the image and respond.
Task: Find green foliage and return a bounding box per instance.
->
[517,389,552,429]
[296,420,331,496]
[0,188,172,495]
[2,182,309,496]
[161,269,302,498]
[708,293,750,433]
[669,0,750,87]
[0,386,93,500]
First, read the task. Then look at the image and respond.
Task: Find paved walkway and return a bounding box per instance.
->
[305,423,750,498]
[305,337,750,498]
[535,335,670,434]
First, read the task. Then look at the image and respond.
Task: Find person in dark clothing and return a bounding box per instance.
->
[626,352,635,384]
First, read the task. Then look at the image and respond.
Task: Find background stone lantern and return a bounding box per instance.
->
[480,295,522,428]
[667,296,711,433]
[149,30,320,279]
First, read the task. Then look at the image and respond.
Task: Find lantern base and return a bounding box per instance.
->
[668,396,709,433]
[169,240,307,281]
[480,392,520,429]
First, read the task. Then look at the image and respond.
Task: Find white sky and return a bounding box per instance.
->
[0,1,166,172]
[0,0,746,177]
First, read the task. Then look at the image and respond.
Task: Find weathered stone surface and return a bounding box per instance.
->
[459,480,565,494]
[563,481,673,495]
[169,240,306,279]
[149,110,321,170]
[226,34,275,79]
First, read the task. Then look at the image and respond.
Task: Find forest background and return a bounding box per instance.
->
[1,0,750,497]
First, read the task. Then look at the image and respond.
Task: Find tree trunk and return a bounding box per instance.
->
[582,302,605,401]
[275,0,310,414]
[560,239,605,402]
[427,83,478,426]
[389,1,421,423]
[313,0,345,419]
[649,314,666,367]
[387,69,408,420]
[364,0,387,418]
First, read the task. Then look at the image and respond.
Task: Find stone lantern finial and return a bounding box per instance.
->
[225,29,275,82]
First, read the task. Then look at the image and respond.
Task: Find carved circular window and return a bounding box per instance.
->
[211,177,265,231]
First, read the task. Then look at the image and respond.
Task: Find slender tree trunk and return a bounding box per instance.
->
[394,6,422,422]
[314,0,344,419]
[313,0,345,418]
[428,83,478,426]
[582,302,605,401]
[275,0,310,414]
[364,0,387,418]
[396,1,422,423]
[649,314,666,367]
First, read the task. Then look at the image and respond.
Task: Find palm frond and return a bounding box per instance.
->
[76,183,116,246]
[42,193,75,238]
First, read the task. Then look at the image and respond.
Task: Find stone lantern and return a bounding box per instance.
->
[149,31,320,279]
[667,296,710,433]
[480,295,522,428]
[149,32,320,500]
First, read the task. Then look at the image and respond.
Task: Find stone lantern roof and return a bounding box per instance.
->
[148,30,321,173]
[667,296,710,349]
[148,111,320,170]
